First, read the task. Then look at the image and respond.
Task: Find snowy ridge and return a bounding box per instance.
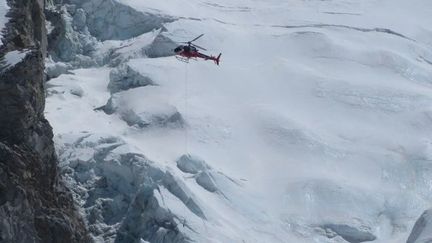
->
[46,0,432,242]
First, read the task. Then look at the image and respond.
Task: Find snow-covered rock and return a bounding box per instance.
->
[320,224,376,243]
[101,86,184,129]
[46,5,98,63]
[407,209,432,243]
[57,133,203,242]
[71,0,174,41]
[0,0,9,46]
[176,154,208,174]
[176,154,231,194]
[45,59,73,79]
[108,30,161,66]
[0,49,30,71]
[108,64,154,93]
[46,0,175,69]
[144,32,178,58]
[195,171,218,193]
[108,29,177,66]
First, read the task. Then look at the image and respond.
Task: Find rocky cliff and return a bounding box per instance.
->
[0,0,90,242]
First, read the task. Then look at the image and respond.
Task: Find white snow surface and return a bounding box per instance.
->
[3,49,30,69]
[46,0,432,242]
[0,0,9,45]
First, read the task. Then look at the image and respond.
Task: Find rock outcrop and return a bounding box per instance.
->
[0,0,90,242]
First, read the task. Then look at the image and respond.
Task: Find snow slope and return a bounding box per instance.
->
[46,0,432,242]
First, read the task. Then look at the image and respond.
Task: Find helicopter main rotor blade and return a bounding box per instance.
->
[191,43,207,51]
[190,34,204,43]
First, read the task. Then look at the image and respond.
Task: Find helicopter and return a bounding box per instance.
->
[174,34,222,65]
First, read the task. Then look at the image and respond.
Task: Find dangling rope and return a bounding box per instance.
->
[184,62,189,154]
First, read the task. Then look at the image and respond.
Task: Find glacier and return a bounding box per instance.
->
[44,0,432,242]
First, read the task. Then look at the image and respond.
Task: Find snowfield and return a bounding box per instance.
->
[45,0,432,242]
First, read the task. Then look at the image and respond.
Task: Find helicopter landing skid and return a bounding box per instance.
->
[175,56,196,63]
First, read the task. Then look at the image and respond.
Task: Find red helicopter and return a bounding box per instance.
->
[174,34,221,65]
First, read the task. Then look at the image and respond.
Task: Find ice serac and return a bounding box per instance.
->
[320,224,376,243]
[69,0,174,41]
[0,0,90,242]
[176,155,219,193]
[45,0,176,76]
[45,5,98,64]
[407,209,432,243]
[57,134,200,242]
[108,64,154,94]
[100,86,185,129]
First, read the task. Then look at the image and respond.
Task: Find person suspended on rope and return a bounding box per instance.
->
[174,34,222,65]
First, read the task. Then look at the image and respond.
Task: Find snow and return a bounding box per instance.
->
[0,0,9,46]
[2,49,30,69]
[46,0,432,242]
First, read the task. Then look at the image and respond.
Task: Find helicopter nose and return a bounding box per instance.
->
[174,46,182,53]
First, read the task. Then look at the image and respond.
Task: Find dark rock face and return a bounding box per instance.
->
[0,0,90,242]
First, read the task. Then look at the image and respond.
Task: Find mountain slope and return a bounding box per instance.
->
[0,0,90,242]
[45,0,432,242]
